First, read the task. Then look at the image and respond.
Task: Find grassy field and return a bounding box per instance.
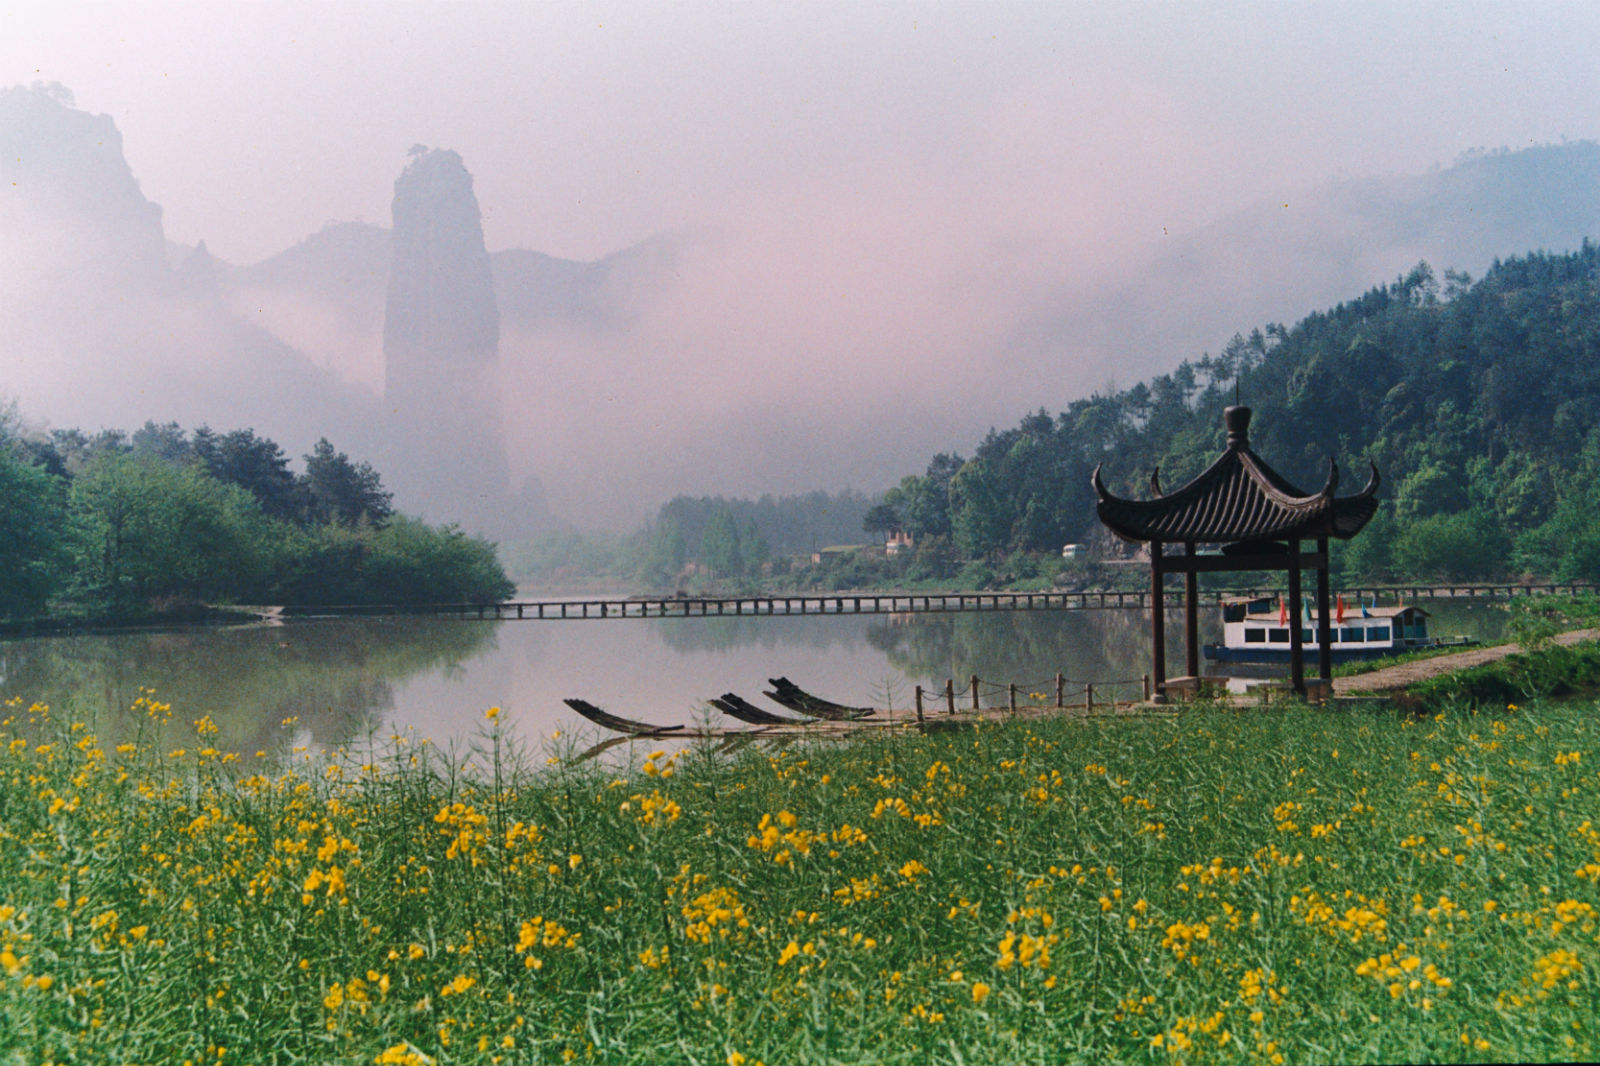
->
[2,687,1597,1064]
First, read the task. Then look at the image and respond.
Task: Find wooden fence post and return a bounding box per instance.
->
[915,686,925,723]
[1056,672,1065,707]
[945,679,956,715]
[971,675,980,711]
[1086,683,1094,712]
[1009,684,1017,714]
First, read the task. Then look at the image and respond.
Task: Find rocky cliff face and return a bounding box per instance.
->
[381,147,536,537]
[1,83,168,289]
[383,148,499,369]
[0,83,376,458]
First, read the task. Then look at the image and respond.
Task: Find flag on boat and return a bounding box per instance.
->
[1336,594,1346,624]
[1362,596,1373,618]
[1278,596,1288,626]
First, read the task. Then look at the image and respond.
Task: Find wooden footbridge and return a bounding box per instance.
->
[281,581,1600,621]
[285,590,1151,619]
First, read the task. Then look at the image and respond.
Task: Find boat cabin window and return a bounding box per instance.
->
[1223,603,1247,623]
[1342,627,1364,642]
[1366,626,1391,641]
[1301,628,1314,642]
[1269,628,1289,643]
[1243,628,1266,643]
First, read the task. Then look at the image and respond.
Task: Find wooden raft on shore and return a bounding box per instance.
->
[563,676,1160,743]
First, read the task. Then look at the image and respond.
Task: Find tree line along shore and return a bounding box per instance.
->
[0,415,514,625]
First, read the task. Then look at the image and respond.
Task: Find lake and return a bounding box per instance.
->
[0,598,1510,757]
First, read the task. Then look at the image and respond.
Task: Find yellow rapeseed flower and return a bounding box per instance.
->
[440,974,476,997]
[374,1043,435,1066]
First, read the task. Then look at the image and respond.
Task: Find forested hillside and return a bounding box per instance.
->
[881,243,1600,583]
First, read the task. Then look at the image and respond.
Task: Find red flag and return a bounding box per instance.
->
[1336,594,1346,625]
[1278,596,1287,626]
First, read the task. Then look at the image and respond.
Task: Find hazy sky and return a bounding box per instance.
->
[6,1,1598,265]
[5,1,1600,528]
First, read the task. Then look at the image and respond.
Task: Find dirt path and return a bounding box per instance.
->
[1333,628,1600,694]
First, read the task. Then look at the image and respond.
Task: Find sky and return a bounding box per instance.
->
[8,1,1597,265]
[4,1,1600,529]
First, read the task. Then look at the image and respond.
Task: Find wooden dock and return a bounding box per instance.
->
[280,581,1600,621]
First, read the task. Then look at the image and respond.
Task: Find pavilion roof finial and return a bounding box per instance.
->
[1224,405,1251,448]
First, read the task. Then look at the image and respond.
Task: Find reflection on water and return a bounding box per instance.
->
[655,613,877,653]
[0,599,1513,755]
[865,608,1160,689]
[0,618,501,756]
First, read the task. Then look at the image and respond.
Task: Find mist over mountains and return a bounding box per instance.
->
[1071,142,1600,372]
[5,82,1600,534]
[2,85,381,494]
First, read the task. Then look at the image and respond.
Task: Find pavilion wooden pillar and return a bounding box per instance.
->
[1287,539,1305,695]
[1316,536,1333,683]
[1150,540,1166,703]
[1184,541,1200,679]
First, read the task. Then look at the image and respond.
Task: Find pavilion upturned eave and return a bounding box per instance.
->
[1090,407,1379,546]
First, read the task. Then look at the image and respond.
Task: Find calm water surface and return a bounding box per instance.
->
[0,600,1510,755]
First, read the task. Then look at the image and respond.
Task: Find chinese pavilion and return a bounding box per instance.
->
[1093,405,1380,700]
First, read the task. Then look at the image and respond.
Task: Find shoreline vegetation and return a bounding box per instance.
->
[0,603,268,639]
[0,416,516,630]
[4,640,1599,1064]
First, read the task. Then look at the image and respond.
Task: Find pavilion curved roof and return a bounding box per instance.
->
[1092,406,1380,544]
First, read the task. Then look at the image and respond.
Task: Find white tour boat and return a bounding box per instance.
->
[1204,596,1473,664]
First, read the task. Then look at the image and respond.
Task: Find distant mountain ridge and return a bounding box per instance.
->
[232,141,1600,351]
[7,79,1600,532]
[223,220,690,333]
[1,84,379,469]
[213,138,1600,454]
[1068,141,1600,381]
[228,221,392,306]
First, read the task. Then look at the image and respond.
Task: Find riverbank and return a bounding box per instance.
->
[1336,627,1600,695]
[4,682,1597,1064]
[0,602,268,639]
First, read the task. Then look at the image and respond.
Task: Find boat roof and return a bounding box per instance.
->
[1221,598,1426,621]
